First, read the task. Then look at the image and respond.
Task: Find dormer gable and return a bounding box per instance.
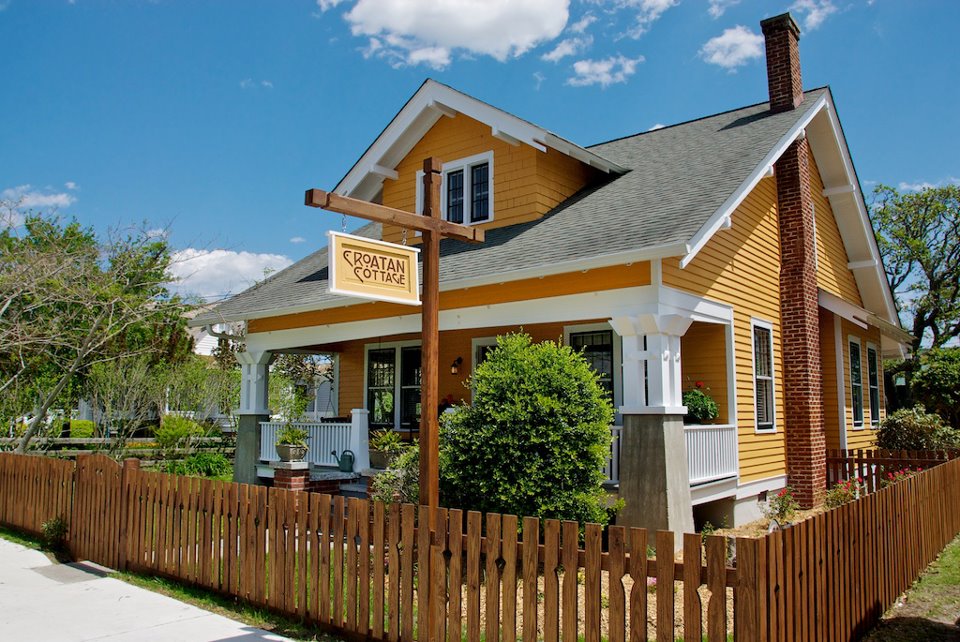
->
[332,80,626,243]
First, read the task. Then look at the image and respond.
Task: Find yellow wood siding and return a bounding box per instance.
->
[680,322,729,424]
[663,177,786,483]
[820,308,842,450]
[810,151,863,306]
[838,319,885,450]
[248,262,650,333]
[379,113,597,244]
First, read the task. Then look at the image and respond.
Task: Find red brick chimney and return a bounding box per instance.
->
[761,13,803,113]
[764,12,826,507]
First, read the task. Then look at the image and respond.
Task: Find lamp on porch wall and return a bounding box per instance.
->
[450,356,463,375]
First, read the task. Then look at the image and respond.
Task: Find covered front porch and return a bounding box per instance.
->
[234,282,740,520]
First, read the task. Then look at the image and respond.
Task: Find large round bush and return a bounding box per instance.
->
[439,333,615,525]
[876,405,960,450]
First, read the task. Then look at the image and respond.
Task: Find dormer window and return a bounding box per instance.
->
[417,151,493,225]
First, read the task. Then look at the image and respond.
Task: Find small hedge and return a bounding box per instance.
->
[155,415,204,449]
[69,420,95,439]
[166,453,232,479]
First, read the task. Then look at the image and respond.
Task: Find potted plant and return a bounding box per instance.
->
[275,426,309,462]
[369,428,406,469]
[682,381,719,425]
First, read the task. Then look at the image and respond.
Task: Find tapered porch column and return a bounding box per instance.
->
[235,350,272,485]
[610,313,695,542]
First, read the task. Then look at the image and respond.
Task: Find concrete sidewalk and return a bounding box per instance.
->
[0,537,293,641]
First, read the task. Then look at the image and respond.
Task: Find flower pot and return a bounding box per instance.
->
[370,449,390,470]
[276,443,308,462]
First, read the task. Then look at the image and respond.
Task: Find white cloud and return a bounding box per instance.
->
[897,177,960,192]
[1,184,77,210]
[569,13,597,33]
[567,55,644,88]
[790,0,837,31]
[65,181,78,190]
[169,248,293,300]
[708,0,740,19]
[541,36,592,63]
[648,123,665,131]
[289,236,306,244]
[700,25,763,70]
[533,71,546,90]
[343,0,569,69]
[316,0,346,10]
[240,78,273,90]
[620,0,679,38]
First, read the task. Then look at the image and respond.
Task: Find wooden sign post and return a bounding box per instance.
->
[306,157,484,514]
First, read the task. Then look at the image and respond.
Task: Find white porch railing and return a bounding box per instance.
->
[685,423,738,485]
[604,425,622,484]
[260,409,370,471]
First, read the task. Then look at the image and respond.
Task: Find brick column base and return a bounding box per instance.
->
[309,479,342,495]
[272,462,310,492]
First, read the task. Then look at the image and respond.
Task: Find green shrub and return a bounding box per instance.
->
[276,426,309,447]
[155,415,203,449]
[440,332,615,526]
[762,487,799,525]
[69,419,95,439]
[682,383,719,424]
[167,452,232,479]
[41,515,69,552]
[369,447,419,504]
[876,406,960,450]
[825,478,865,509]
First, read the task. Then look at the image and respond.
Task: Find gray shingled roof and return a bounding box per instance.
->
[191,88,828,327]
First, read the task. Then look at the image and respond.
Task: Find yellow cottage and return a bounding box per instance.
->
[192,13,910,533]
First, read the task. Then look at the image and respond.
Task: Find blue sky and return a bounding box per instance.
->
[1,0,957,301]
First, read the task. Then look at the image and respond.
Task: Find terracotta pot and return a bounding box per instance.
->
[276,443,308,462]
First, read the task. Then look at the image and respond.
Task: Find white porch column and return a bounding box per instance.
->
[234,350,272,485]
[609,312,694,543]
[349,409,371,472]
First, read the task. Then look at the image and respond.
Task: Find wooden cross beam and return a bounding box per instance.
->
[305,158,483,518]
[304,188,485,244]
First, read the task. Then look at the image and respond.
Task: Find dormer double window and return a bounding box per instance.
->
[417,151,493,225]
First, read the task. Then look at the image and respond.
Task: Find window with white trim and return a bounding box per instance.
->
[867,345,880,427]
[417,152,493,225]
[849,339,863,427]
[752,322,775,432]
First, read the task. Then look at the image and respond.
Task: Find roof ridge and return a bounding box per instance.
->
[587,86,830,149]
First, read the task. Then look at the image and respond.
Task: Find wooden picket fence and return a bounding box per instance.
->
[826,447,960,493]
[2,451,960,640]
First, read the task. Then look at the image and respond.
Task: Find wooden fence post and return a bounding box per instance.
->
[735,537,766,642]
[118,458,140,571]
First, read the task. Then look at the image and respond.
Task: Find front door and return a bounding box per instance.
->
[366,344,421,431]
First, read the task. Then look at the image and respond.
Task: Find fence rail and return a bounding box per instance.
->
[2,450,960,641]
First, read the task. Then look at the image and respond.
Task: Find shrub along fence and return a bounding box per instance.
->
[1,451,960,641]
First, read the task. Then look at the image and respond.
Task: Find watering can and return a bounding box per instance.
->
[331,449,355,473]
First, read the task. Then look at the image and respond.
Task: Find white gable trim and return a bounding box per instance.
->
[333,79,626,202]
[679,93,829,270]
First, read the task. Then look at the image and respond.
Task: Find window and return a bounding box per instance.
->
[753,322,775,432]
[365,343,421,430]
[849,339,863,427]
[867,345,880,427]
[417,152,493,225]
[569,330,615,400]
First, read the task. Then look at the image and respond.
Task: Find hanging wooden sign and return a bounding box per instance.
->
[327,230,421,305]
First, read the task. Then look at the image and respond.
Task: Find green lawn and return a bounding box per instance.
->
[862,534,960,641]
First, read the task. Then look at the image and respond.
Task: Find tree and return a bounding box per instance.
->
[871,184,960,351]
[440,333,616,526]
[0,211,191,452]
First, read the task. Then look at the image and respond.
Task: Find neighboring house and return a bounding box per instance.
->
[191,13,910,533]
